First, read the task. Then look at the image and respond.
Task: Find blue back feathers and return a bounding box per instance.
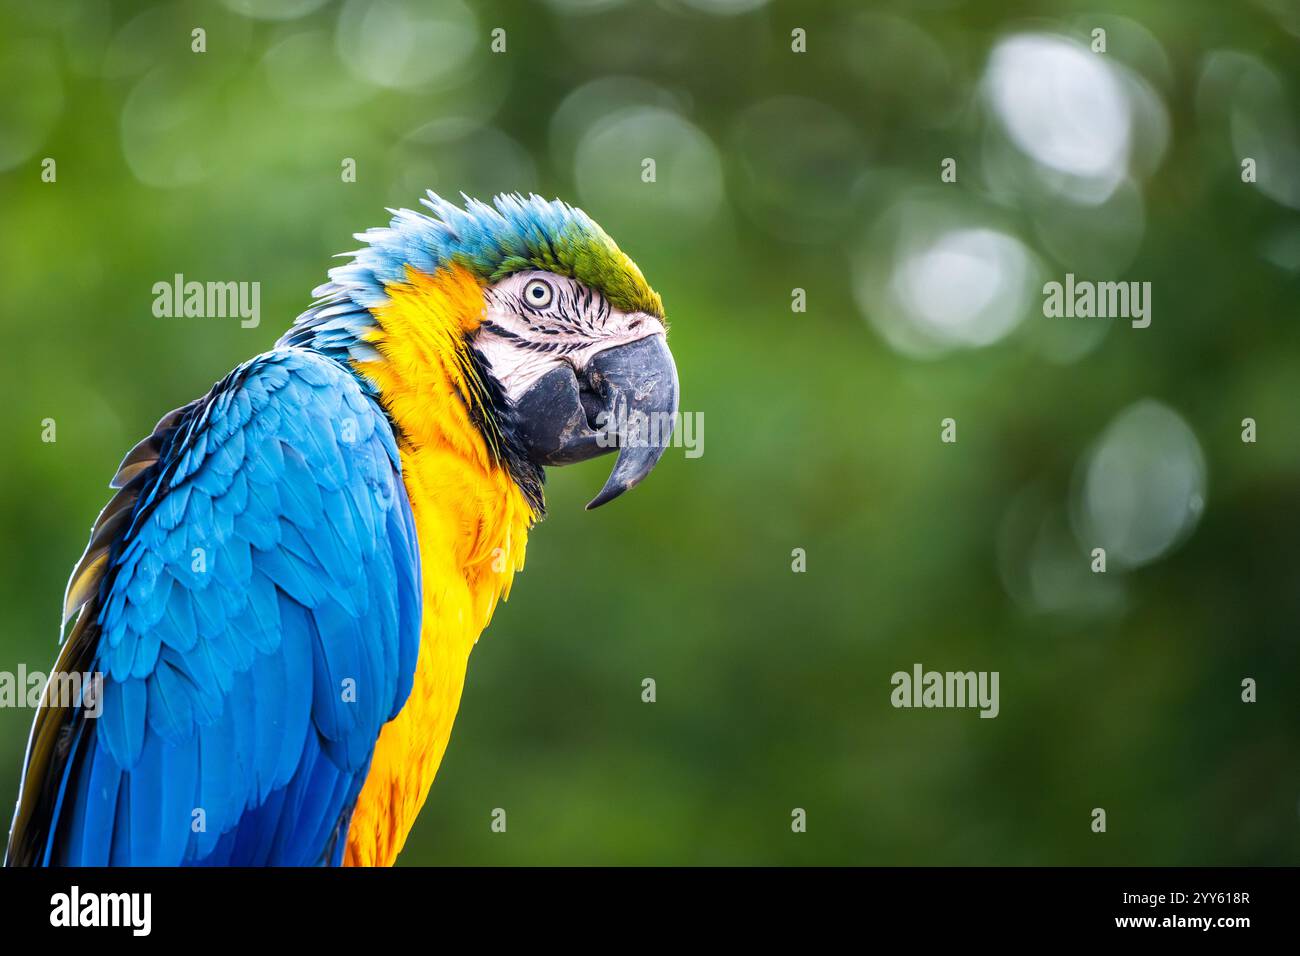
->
[19,348,422,865]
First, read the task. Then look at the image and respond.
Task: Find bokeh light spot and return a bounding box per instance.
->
[1075,400,1207,570]
[573,106,723,236]
[336,0,478,91]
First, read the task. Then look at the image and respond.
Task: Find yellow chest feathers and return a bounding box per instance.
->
[342,265,536,866]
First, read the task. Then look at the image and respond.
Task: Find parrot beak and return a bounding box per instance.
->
[514,333,679,509]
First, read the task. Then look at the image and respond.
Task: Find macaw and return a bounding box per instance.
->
[5,193,678,866]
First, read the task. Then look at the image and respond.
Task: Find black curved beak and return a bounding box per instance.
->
[514,334,679,509]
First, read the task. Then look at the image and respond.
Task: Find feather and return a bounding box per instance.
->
[9,349,422,866]
[62,549,109,626]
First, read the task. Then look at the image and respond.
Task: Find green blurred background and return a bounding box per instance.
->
[1,0,1298,865]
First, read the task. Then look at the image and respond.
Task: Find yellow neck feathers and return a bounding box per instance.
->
[343,263,537,866]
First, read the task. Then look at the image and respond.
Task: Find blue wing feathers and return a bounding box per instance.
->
[42,347,421,865]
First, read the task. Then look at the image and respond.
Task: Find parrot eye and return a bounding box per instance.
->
[523,279,554,310]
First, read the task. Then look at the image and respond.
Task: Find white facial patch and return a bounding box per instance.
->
[475,270,665,401]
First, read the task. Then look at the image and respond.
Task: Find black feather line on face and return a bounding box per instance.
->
[463,343,546,516]
[499,283,603,338]
[479,321,587,355]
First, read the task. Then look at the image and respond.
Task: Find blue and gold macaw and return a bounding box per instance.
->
[5,193,678,866]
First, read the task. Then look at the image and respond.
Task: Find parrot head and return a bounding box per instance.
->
[281,192,679,514]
